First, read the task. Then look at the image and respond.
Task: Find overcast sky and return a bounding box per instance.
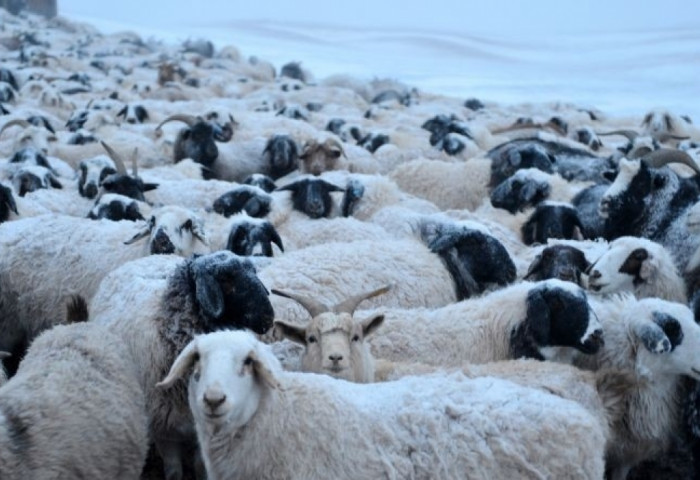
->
[61,0,698,35]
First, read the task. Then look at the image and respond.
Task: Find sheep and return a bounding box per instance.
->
[89,251,274,480]
[258,238,458,328]
[297,136,346,176]
[599,152,700,274]
[0,118,57,156]
[578,296,700,480]
[0,209,209,375]
[523,243,592,285]
[116,103,149,124]
[212,185,272,219]
[0,322,148,479]
[262,133,298,179]
[641,108,699,142]
[586,236,687,303]
[77,154,117,199]
[158,329,609,480]
[224,212,284,257]
[489,167,594,214]
[8,164,62,196]
[363,279,603,366]
[0,183,18,223]
[88,192,146,222]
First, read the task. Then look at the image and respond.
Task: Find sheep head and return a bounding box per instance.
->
[298,138,345,176]
[157,331,281,430]
[123,205,209,256]
[272,286,390,382]
[524,244,591,286]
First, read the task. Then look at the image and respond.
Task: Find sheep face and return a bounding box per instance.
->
[488,142,555,188]
[641,110,686,139]
[598,159,653,221]
[631,300,700,379]
[512,280,603,359]
[9,147,52,170]
[88,194,144,222]
[124,207,208,256]
[298,139,345,176]
[11,166,62,197]
[263,134,298,180]
[243,174,276,193]
[275,312,384,383]
[277,178,344,219]
[78,156,117,199]
[521,203,584,246]
[213,186,272,219]
[226,216,283,257]
[158,331,280,429]
[185,251,275,334]
[11,127,57,155]
[525,245,591,286]
[117,104,149,124]
[574,127,602,151]
[490,170,551,213]
[426,225,516,300]
[587,238,668,294]
[100,173,158,202]
[175,122,219,168]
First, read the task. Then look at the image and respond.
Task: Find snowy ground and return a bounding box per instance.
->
[59,0,700,119]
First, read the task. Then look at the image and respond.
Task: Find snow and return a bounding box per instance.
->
[59,0,700,119]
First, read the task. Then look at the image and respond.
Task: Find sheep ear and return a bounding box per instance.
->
[48,174,63,189]
[157,341,199,389]
[652,311,683,351]
[194,269,225,321]
[619,248,649,280]
[263,223,284,252]
[143,183,159,192]
[276,183,298,193]
[634,319,672,355]
[361,314,384,338]
[250,349,281,389]
[274,320,307,345]
[524,254,544,280]
[117,106,127,118]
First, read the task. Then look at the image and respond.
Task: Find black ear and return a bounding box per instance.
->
[143,183,159,192]
[618,248,648,280]
[263,222,284,253]
[653,311,683,351]
[136,106,148,121]
[194,268,225,321]
[117,106,127,118]
[524,254,544,280]
[48,174,63,189]
[320,180,345,193]
[276,182,299,193]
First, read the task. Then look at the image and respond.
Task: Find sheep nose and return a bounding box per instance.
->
[127,118,136,124]
[328,354,343,363]
[203,391,226,410]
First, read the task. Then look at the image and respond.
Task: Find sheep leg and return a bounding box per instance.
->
[156,437,184,480]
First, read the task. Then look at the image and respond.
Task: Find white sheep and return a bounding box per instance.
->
[364,279,603,366]
[586,236,687,303]
[158,329,609,480]
[0,209,209,374]
[0,322,148,479]
[577,295,700,480]
[89,251,275,480]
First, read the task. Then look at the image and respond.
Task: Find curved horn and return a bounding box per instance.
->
[154,114,198,132]
[0,118,31,136]
[641,149,700,175]
[271,289,329,318]
[656,133,690,143]
[100,141,128,175]
[596,130,639,141]
[333,284,393,315]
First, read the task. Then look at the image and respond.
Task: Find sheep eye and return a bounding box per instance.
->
[351,335,360,342]
[307,335,317,344]
[243,356,253,366]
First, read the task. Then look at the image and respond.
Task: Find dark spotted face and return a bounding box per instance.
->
[489,143,556,187]
[521,204,583,246]
[243,174,276,194]
[490,174,550,214]
[512,281,603,359]
[278,179,344,219]
[188,252,274,334]
[65,109,89,132]
[524,245,590,286]
[100,174,156,202]
[78,159,117,199]
[226,220,284,257]
[180,122,218,167]
[264,135,298,179]
[88,199,143,222]
[357,133,390,153]
[212,187,271,218]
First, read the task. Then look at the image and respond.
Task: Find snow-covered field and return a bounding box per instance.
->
[61,0,700,119]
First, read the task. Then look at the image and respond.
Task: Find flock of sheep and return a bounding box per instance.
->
[1,6,700,480]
